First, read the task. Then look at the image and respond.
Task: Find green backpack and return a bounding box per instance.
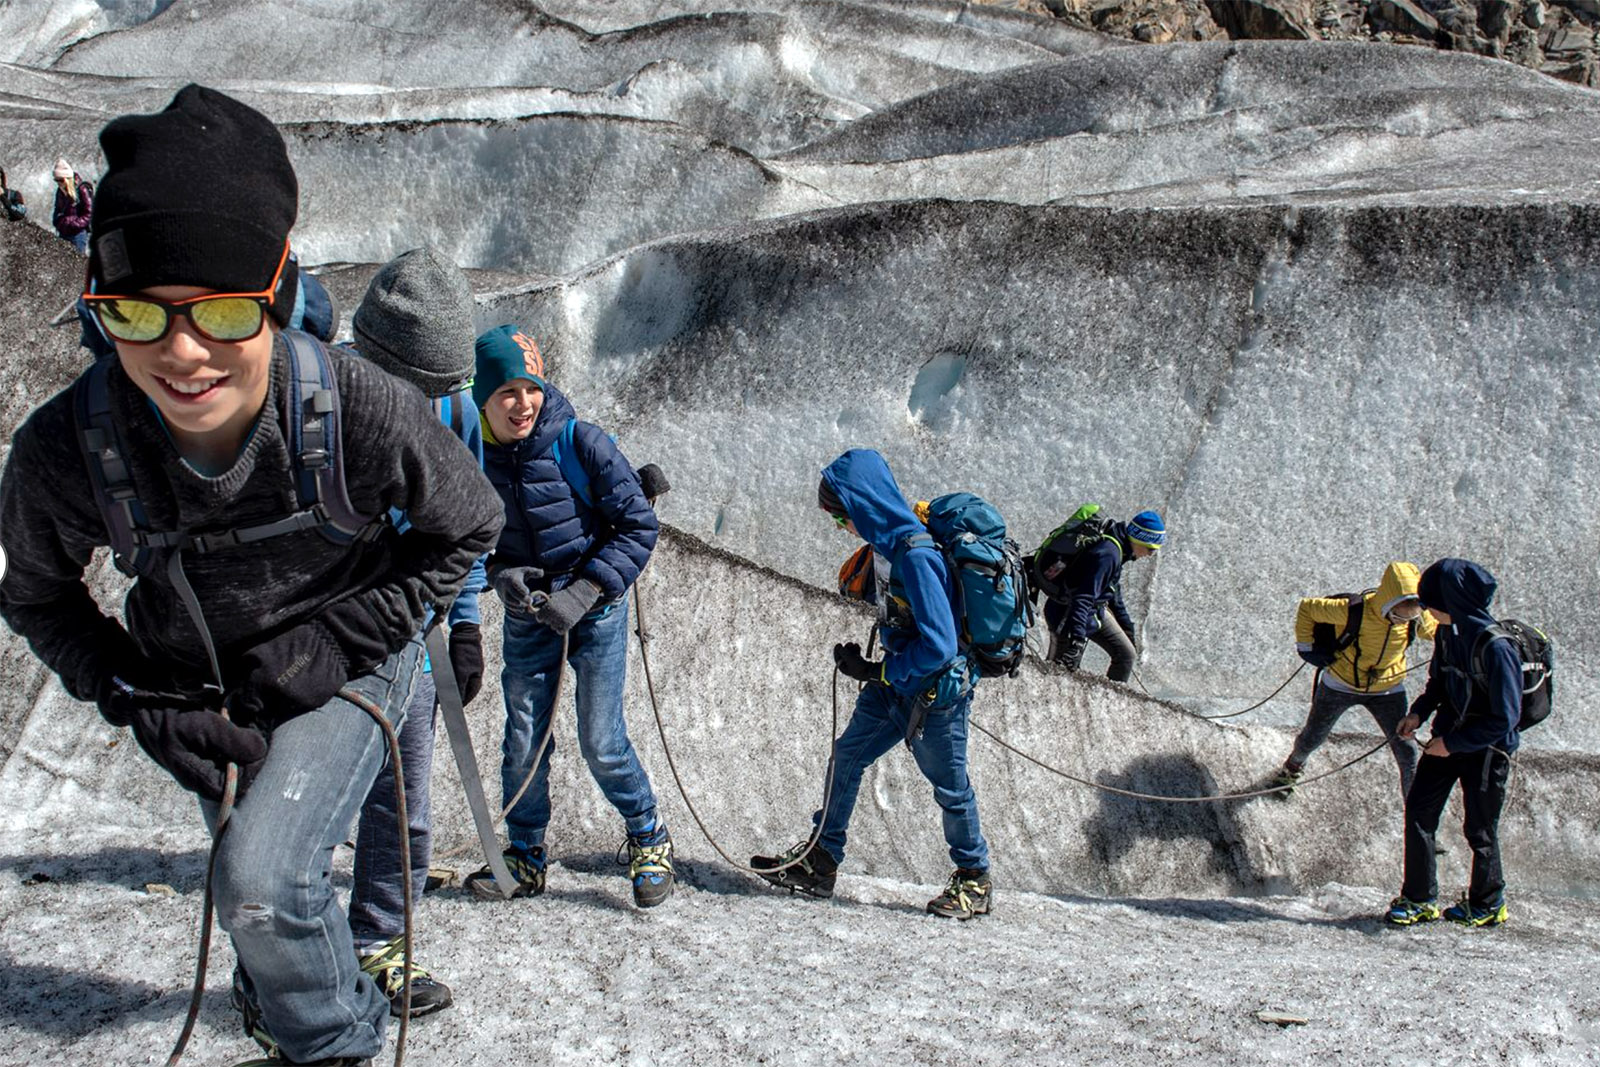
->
[1032,503,1118,600]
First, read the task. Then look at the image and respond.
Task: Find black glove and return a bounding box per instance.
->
[448,622,484,705]
[128,706,269,803]
[96,670,208,729]
[535,579,603,635]
[637,463,671,502]
[833,642,884,684]
[490,564,545,614]
[1297,647,1336,668]
[1055,635,1088,673]
[233,621,349,726]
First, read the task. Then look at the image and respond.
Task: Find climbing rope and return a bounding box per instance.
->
[1130,654,1431,721]
[968,714,1394,803]
[167,692,411,1067]
[633,575,842,878]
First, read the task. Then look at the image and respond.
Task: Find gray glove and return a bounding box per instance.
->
[490,564,545,614]
[535,579,603,635]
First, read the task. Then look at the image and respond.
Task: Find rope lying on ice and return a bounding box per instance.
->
[633,575,842,877]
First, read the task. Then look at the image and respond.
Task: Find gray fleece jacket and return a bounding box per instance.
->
[0,336,504,707]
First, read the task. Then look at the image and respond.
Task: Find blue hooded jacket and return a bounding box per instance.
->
[822,449,963,697]
[1411,558,1520,755]
[482,381,658,601]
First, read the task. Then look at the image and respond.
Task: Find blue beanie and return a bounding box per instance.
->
[1128,510,1166,548]
[473,324,547,409]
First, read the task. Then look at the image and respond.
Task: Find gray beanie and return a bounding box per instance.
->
[352,246,475,397]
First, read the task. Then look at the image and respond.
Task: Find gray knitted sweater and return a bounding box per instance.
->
[0,337,504,703]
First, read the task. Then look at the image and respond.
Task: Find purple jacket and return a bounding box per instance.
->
[52,176,92,238]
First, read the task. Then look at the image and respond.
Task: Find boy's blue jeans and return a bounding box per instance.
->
[500,596,658,851]
[208,638,422,1064]
[812,680,989,871]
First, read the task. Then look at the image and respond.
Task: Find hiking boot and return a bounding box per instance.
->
[1443,898,1508,928]
[1383,896,1441,926]
[231,1057,372,1066]
[463,845,546,900]
[231,1058,372,1066]
[358,937,454,1018]
[751,839,838,899]
[1271,764,1302,798]
[625,823,675,908]
[927,868,992,920]
[230,971,277,1057]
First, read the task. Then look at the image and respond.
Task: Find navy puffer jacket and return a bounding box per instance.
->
[482,381,658,601]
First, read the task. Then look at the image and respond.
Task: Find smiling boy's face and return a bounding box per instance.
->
[114,284,275,448]
[485,378,545,441]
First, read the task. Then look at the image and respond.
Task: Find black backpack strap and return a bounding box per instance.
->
[280,329,382,544]
[75,360,151,577]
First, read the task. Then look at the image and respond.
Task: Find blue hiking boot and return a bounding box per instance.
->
[1384,897,1441,926]
[1444,898,1508,928]
[464,845,546,900]
[626,823,675,908]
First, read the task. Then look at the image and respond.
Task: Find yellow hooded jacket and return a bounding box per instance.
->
[1294,561,1437,692]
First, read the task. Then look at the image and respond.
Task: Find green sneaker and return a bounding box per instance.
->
[626,823,675,908]
[357,937,454,1018]
[1384,896,1441,926]
[464,845,546,900]
[927,868,992,920]
[1443,898,1508,928]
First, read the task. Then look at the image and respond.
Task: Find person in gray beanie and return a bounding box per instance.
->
[345,245,487,1019]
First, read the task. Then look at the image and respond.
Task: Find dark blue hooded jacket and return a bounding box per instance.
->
[1411,558,1520,755]
[482,381,658,602]
[1059,523,1137,640]
[822,449,962,697]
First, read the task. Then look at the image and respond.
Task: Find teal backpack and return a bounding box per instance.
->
[896,492,1032,678]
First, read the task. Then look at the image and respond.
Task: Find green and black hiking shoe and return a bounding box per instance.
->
[358,936,454,1018]
[1271,764,1302,798]
[927,868,992,920]
[464,845,546,900]
[1443,898,1508,928]
[751,839,838,899]
[1384,896,1441,926]
[231,1057,372,1066]
[230,971,277,1057]
[625,823,675,908]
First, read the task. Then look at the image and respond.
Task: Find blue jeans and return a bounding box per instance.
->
[500,597,658,850]
[348,664,437,948]
[812,680,989,871]
[208,638,422,1064]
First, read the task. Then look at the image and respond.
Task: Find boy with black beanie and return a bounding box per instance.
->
[0,85,503,1066]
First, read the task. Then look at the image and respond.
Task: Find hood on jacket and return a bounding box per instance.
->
[821,449,923,559]
[1376,561,1422,619]
[1418,558,1498,641]
[481,378,575,454]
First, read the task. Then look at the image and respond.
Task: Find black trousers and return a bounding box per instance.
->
[1401,748,1511,908]
[1043,600,1135,682]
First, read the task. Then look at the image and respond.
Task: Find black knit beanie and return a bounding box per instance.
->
[90,84,298,325]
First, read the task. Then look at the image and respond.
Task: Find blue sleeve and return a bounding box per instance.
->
[1066,545,1118,639]
[573,422,659,600]
[883,546,959,694]
[445,395,488,626]
[1444,638,1522,753]
[1410,651,1444,723]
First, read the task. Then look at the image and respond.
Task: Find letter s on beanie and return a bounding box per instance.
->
[1128,510,1166,549]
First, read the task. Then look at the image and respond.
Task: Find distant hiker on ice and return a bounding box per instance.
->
[1272,562,1434,798]
[463,324,674,908]
[1385,558,1526,930]
[1029,505,1164,680]
[0,166,26,222]
[753,449,993,920]
[344,245,490,1020]
[0,86,503,1067]
[51,156,92,253]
